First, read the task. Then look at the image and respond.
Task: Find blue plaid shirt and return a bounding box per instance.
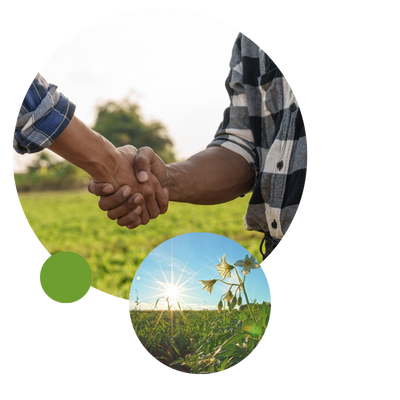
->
[14,38,306,259]
[14,74,76,154]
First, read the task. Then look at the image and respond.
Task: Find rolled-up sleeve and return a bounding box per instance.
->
[207,33,258,173]
[207,33,306,249]
[14,73,76,154]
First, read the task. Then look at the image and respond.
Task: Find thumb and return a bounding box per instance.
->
[133,147,155,183]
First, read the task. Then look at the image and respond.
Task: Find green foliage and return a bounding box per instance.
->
[131,302,271,373]
[15,97,176,191]
[92,98,176,163]
[14,153,90,192]
[18,189,264,299]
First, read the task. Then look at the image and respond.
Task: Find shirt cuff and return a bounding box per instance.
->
[14,93,76,155]
[207,137,258,193]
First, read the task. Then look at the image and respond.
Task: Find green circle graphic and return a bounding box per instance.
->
[40,252,92,303]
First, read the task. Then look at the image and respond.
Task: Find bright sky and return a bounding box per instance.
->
[13,9,241,172]
[129,232,271,311]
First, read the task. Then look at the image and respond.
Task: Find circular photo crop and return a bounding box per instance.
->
[129,232,271,374]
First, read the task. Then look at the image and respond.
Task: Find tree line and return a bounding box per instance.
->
[15,98,176,192]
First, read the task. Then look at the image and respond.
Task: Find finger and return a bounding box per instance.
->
[88,181,114,196]
[107,194,143,220]
[98,186,142,211]
[142,182,160,219]
[134,147,156,183]
[115,206,142,226]
[126,218,142,230]
[138,202,150,225]
[148,172,168,214]
[155,181,169,214]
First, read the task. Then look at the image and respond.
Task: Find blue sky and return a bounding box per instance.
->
[129,233,271,310]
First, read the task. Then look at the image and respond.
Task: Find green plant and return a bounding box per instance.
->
[167,254,272,376]
[200,254,261,319]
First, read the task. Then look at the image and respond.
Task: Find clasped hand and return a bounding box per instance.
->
[88,146,168,229]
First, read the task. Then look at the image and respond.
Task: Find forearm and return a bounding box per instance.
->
[49,115,121,186]
[166,147,255,204]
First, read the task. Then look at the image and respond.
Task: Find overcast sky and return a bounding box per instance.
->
[13,9,241,172]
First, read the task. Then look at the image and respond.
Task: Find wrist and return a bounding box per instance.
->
[50,115,121,186]
[165,162,194,202]
[83,137,121,186]
[164,164,175,200]
[164,148,255,205]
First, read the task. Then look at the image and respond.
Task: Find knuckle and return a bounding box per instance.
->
[143,186,153,198]
[125,195,137,208]
[136,146,152,161]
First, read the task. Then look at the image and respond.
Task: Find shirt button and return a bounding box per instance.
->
[271,220,278,229]
[277,160,283,171]
[290,103,297,112]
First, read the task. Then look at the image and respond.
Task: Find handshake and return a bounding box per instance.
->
[87,145,170,229]
[46,115,254,229]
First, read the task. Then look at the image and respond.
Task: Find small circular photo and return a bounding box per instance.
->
[129,232,271,374]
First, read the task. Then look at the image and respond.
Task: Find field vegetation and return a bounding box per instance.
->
[16,96,265,299]
[131,250,270,373]
[18,189,264,299]
[130,301,271,373]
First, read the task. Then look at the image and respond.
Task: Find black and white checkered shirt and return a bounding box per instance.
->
[208,33,307,258]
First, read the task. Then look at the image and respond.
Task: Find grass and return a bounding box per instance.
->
[130,302,271,373]
[18,189,264,299]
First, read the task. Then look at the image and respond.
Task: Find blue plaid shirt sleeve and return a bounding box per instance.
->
[14,73,76,154]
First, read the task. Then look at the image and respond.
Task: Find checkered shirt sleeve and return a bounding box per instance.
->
[14,73,76,154]
[208,33,307,244]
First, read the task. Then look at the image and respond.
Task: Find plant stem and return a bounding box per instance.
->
[145,310,165,348]
[234,267,256,321]
[216,279,239,287]
[164,297,174,338]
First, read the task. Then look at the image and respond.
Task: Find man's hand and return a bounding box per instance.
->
[88,146,169,228]
[88,145,168,229]
[88,145,255,228]
[46,115,167,228]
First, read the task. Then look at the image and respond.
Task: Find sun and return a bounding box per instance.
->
[163,284,181,304]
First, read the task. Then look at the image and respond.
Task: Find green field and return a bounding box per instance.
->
[18,189,264,299]
[130,302,271,373]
